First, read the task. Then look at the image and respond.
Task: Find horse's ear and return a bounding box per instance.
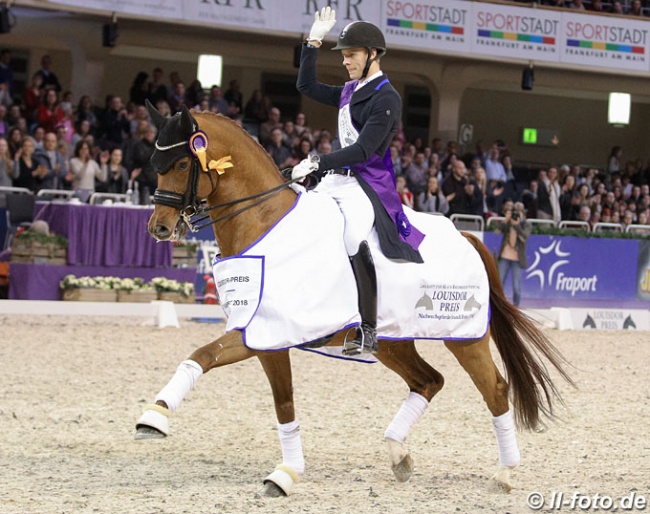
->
[179,105,196,133]
[146,99,166,129]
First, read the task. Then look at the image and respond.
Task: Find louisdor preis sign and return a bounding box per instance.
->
[49,0,650,74]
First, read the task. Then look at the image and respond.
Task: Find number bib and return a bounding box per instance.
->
[212,255,264,329]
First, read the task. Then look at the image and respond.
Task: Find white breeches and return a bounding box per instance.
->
[315,174,374,255]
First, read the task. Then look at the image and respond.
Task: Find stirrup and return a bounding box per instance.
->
[342,325,378,356]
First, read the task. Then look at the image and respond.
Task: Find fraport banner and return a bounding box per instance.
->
[483,233,647,307]
[49,0,650,74]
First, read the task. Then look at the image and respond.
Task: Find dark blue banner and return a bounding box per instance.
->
[484,233,641,305]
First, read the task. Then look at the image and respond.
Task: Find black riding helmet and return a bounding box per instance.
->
[332,21,386,79]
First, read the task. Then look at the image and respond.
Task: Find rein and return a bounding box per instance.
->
[153,156,299,233]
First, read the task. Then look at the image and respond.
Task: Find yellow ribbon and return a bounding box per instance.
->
[208,156,234,175]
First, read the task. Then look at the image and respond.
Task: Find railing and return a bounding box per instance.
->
[558,220,591,231]
[89,193,129,205]
[450,214,485,232]
[593,222,624,233]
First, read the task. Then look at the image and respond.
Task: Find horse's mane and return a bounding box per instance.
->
[191,110,283,176]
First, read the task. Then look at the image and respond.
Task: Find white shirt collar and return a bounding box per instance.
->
[354,71,383,91]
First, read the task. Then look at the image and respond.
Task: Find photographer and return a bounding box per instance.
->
[496,202,531,307]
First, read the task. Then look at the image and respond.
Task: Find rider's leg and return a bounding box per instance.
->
[343,240,378,355]
[316,175,377,356]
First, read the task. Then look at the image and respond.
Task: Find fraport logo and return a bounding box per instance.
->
[525,239,598,296]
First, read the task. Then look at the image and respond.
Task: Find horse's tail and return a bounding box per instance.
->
[462,232,575,431]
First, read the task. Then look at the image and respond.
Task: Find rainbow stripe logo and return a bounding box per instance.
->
[566,39,644,54]
[387,18,464,35]
[477,30,555,45]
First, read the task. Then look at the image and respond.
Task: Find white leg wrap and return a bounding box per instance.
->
[154,360,203,413]
[277,420,304,475]
[384,392,429,444]
[492,410,521,468]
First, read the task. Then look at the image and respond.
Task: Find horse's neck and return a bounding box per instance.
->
[205,116,296,256]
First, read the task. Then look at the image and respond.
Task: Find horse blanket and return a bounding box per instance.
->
[213,191,490,361]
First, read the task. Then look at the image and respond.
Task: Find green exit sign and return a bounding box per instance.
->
[520,127,561,147]
[523,128,537,144]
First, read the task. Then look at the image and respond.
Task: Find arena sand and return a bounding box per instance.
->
[0,314,648,514]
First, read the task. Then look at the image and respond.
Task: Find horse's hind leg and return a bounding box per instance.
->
[257,351,302,497]
[135,330,255,439]
[375,339,445,482]
[443,332,519,492]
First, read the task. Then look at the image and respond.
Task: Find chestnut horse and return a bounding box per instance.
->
[135,104,573,497]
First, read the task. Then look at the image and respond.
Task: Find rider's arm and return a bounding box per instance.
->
[296,44,342,107]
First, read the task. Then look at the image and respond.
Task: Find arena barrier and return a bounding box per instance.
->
[0,300,225,328]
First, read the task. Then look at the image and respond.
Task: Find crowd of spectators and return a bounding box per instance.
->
[0,49,648,233]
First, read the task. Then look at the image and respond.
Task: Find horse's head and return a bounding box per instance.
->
[145,100,220,241]
[145,100,297,255]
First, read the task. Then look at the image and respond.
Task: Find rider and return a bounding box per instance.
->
[292,8,425,356]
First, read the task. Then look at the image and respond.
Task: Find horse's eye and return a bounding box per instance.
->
[178,161,189,171]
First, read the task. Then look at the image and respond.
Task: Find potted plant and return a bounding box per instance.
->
[150,277,196,303]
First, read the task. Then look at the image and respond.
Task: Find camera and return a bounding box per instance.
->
[511,210,520,221]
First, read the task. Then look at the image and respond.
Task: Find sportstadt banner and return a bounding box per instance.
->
[48,0,650,74]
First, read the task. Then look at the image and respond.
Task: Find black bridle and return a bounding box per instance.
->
[152,153,300,233]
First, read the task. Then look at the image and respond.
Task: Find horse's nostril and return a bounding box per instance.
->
[154,225,171,239]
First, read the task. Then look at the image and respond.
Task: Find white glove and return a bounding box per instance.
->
[291,156,320,180]
[308,6,336,43]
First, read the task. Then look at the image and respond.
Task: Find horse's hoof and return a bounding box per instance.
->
[134,425,166,440]
[391,453,414,483]
[489,466,515,493]
[260,466,298,496]
[259,481,286,498]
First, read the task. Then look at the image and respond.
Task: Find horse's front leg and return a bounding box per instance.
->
[134,330,255,439]
[256,350,302,497]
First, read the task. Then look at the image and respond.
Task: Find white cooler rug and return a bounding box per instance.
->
[213,192,490,362]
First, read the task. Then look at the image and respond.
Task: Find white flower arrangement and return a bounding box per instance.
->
[60,274,122,290]
[150,277,195,298]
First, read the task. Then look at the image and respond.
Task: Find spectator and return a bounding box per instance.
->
[559,174,577,220]
[485,142,507,183]
[131,123,157,203]
[0,49,14,98]
[259,107,283,147]
[442,159,468,216]
[522,179,539,219]
[223,79,243,112]
[65,140,106,192]
[589,0,605,11]
[100,95,130,149]
[486,178,507,218]
[461,179,485,217]
[168,82,191,113]
[396,175,414,209]
[102,147,129,194]
[129,71,150,105]
[34,131,67,190]
[608,145,622,174]
[577,204,592,223]
[538,167,561,222]
[0,104,9,138]
[23,73,44,126]
[404,151,428,196]
[265,127,293,169]
[294,137,314,161]
[0,136,14,187]
[293,112,309,137]
[243,89,269,126]
[148,67,168,105]
[38,89,64,133]
[208,85,229,115]
[417,176,449,215]
[36,55,62,93]
[496,201,530,307]
[571,0,586,9]
[628,0,644,15]
[11,136,49,192]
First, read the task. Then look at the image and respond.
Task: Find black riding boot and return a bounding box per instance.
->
[342,240,378,356]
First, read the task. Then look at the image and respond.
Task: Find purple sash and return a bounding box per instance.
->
[340,81,425,252]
